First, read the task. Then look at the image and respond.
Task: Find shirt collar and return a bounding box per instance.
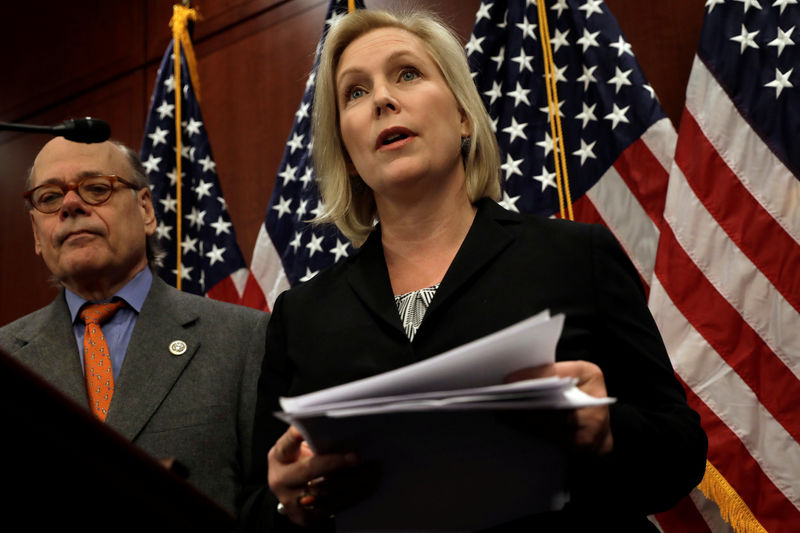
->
[65,267,153,323]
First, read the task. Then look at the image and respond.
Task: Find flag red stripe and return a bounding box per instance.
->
[656,223,800,441]
[612,137,669,228]
[682,384,800,531]
[676,109,800,313]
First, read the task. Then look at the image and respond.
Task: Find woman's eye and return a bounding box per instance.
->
[400,69,420,82]
[347,87,365,101]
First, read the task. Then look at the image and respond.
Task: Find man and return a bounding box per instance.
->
[0,137,268,518]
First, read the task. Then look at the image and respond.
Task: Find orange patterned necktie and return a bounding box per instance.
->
[80,300,125,421]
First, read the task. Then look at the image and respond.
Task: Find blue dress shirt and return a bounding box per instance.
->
[66,268,153,379]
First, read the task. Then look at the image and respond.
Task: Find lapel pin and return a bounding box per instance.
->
[169,340,187,356]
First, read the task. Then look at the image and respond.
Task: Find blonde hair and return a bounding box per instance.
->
[312,9,501,245]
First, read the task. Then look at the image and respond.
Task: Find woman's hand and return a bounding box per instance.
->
[505,361,614,456]
[268,426,359,525]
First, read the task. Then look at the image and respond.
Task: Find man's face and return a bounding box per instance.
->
[28,138,156,296]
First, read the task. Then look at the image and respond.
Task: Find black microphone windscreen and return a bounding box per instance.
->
[54,118,111,143]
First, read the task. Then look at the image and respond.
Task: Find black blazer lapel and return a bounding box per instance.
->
[346,230,406,336]
[106,277,200,441]
[425,199,518,319]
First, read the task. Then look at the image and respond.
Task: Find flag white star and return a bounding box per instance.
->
[476,2,493,21]
[539,99,565,118]
[511,48,535,72]
[184,117,203,136]
[305,71,316,91]
[210,216,233,235]
[573,138,597,166]
[159,193,177,214]
[181,235,199,255]
[734,0,762,12]
[194,180,213,200]
[490,46,505,70]
[326,10,346,29]
[498,191,521,212]
[166,168,184,187]
[198,155,216,173]
[287,132,306,154]
[576,28,600,52]
[644,84,656,99]
[156,221,173,240]
[604,103,631,129]
[706,0,725,11]
[609,35,634,57]
[764,67,793,98]
[551,0,569,17]
[533,166,557,191]
[501,153,524,179]
[551,28,570,52]
[164,75,175,93]
[730,24,760,54]
[299,267,319,283]
[768,26,795,57]
[295,102,310,122]
[279,164,298,186]
[576,102,598,128]
[300,167,315,188]
[507,82,532,107]
[143,154,162,174]
[515,18,538,40]
[607,67,633,93]
[289,232,303,252]
[272,196,292,218]
[185,207,207,229]
[465,34,486,56]
[180,145,197,162]
[172,263,193,282]
[484,80,503,105]
[217,196,228,212]
[577,64,598,90]
[537,132,554,156]
[296,198,309,220]
[773,0,798,13]
[330,239,350,262]
[579,0,604,19]
[549,64,568,84]
[156,100,175,119]
[148,126,169,147]
[206,244,226,266]
[502,117,528,143]
[306,234,324,257]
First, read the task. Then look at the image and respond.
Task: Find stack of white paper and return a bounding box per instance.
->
[276,311,614,532]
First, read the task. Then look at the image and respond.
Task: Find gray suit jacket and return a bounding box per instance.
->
[0,276,268,518]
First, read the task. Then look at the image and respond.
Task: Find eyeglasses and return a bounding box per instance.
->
[23,175,141,214]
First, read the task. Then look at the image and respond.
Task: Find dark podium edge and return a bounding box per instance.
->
[0,346,236,531]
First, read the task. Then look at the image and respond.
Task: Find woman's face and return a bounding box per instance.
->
[335,27,470,204]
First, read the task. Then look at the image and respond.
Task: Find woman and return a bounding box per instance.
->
[242,9,707,532]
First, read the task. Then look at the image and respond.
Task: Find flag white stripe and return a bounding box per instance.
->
[250,225,291,310]
[650,277,800,511]
[688,489,735,533]
[640,117,678,174]
[664,162,800,379]
[687,57,800,243]
[586,165,659,283]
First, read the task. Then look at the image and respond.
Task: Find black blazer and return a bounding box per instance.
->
[243,199,707,531]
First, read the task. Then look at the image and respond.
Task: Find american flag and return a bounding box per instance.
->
[247,0,365,310]
[140,40,250,304]
[649,1,800,531]
[467,0,675,294]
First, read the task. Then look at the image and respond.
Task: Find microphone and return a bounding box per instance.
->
[0,117,111,143]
